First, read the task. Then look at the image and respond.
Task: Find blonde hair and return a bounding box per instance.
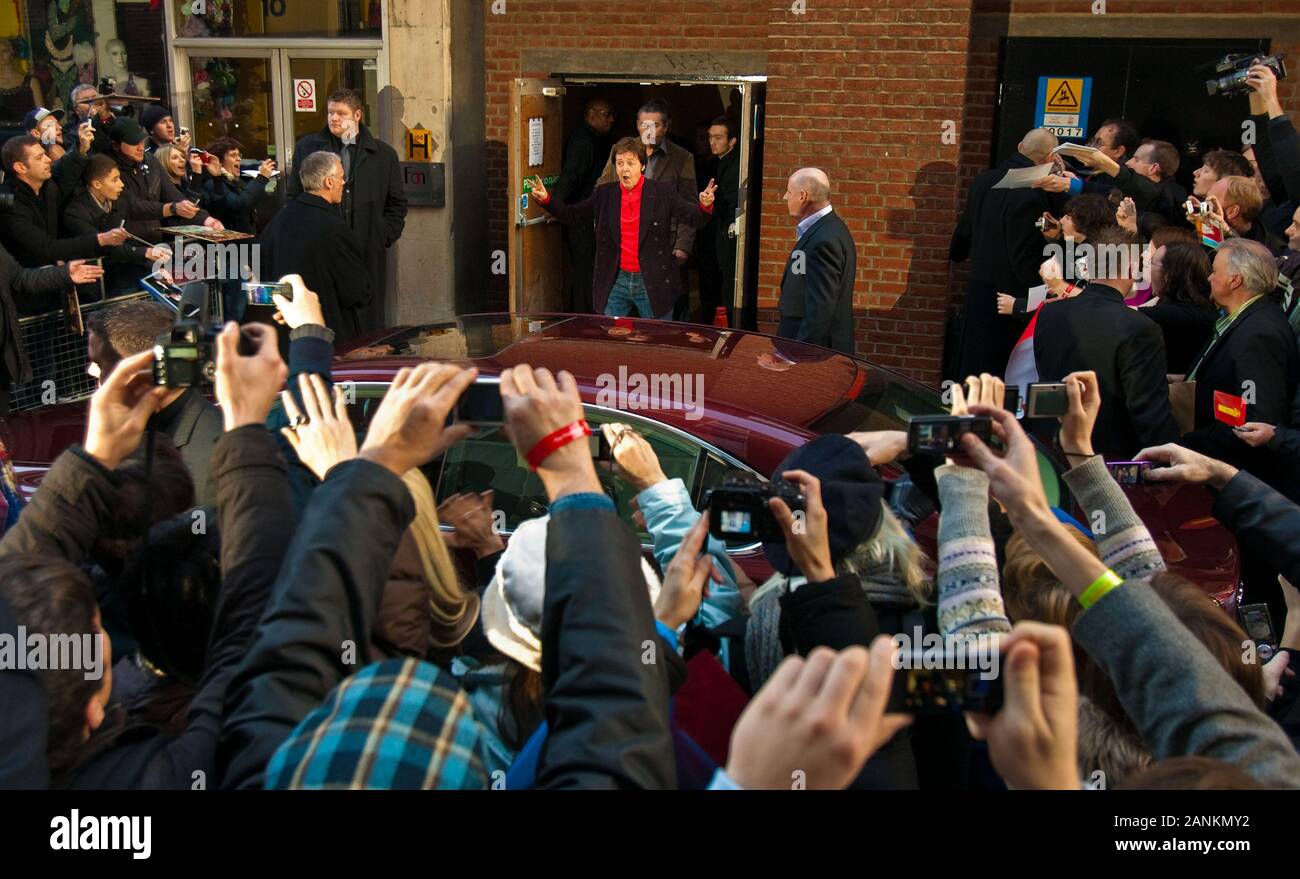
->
[1001,529,1096,627]
[749,502,932,607]
[400,469,477,648]
[155,144,186,183]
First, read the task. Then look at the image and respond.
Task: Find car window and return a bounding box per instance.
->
[436,406,702,541]
[274,381,763,547]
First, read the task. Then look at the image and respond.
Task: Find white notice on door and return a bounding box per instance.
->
[528,117,543,167]
[294,79,316,113]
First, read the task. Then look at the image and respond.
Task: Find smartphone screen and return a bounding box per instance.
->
[1105,460,1151,485]
[242,282,291,306]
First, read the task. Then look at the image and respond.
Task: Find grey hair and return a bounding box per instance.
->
[298,150,342,193]
[70,82,97,105]
[1219,238,1279,296]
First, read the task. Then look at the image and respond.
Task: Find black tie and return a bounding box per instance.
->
[341,143,356,179]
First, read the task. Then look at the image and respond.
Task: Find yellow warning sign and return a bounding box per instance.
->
[1044,78,1083,114]
[406,128,432,162]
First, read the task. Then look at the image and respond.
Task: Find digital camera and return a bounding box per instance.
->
[152,281,254,388]
[1205,53,1287,98]
[702,473,805,542]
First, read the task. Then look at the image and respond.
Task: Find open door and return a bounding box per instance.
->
[731,82,765,331]
[509,78,566,314]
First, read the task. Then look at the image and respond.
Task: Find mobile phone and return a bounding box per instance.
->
[453,382,505,427]
[907,415,993,455]
[242,282,292,306]
[1026,382,1068,418]
[1106,460,1151,485]
[1002,385,1021,417]
[1237,603,1278,661]
[890,649,1004,715]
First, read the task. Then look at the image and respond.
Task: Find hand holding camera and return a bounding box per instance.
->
[601,422,666,492]
[656,513,725,630]
[726,638,910,790]
[259,158,277,179]
[279,373,357,480]
[1037,212,1061,240]
[1058,371,1100,459]
[359,362,477,477]
[768,469,833,582]
[1134,443,1238,489]
[270,274,322,329]
[83,349,169,470]
[1116,197,1137,234]
[499,363,599,500]
[215,322,287,432]
[964,622,1081,790]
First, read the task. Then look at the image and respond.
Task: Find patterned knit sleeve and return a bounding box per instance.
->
[934,464,1012,637]
[1061,455,1165,581]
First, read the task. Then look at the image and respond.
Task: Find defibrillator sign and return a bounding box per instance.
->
[1034,76,1092,140]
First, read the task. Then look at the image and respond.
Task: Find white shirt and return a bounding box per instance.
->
[795,204,834,240]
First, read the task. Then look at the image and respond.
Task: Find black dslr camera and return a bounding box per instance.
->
[702,473,805,542]
[1205,53,1287,98]
[153,281,254,387]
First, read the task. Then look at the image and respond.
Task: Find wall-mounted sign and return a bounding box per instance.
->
[293,78,316,112]
[1034,76,1092,140]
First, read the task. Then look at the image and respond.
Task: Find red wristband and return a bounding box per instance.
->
[525,420,591,471]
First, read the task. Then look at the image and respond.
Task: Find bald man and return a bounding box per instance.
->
[777,168,857,352]
[949,127,1070,378]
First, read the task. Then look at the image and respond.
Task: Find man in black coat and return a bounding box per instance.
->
[1180,239,1300,489]
[1033,227,1180,459]
[263,151,370,344]
[529,137,715,320]
[709,116,741,325]
[552,97,615,314]
[0,135,125,269]
[950,128,1068,378]
[64,155,173,296]
[777,167,857,353]
[285,89,407,334]
[0,243,98,415]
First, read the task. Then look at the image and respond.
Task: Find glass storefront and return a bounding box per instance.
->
[173,0,380,39]
[0,0,170,127]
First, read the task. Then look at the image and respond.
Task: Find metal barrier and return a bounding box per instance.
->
[10,292,155,411]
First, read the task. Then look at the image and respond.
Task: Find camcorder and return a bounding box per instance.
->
[1204,53,1287,98]
[891,649,1004,714]
[702,473,805,542]
[153,281,255,388]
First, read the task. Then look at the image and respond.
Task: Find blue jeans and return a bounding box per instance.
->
[605,270,670,320]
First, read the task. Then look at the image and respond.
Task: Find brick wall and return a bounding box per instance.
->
[483,0,975,386]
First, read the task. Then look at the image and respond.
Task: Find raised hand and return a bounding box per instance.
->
[215,322,287,431]
[499,363,597,500]
[656,513,723,629]
[271,274,325,329]
[83,349,169,469]
[699,177,718,208]
[726,639,912,789]
[1058,370,1100,458]
[602,422,666,492]
[359,362,476,476]
[769,468,833,582]
[280,373,357,480]
[528,175,549,202]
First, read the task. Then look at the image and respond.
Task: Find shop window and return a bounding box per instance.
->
[0,0,169,126]
[174,0,380,39]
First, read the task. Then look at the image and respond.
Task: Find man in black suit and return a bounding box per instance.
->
[529,137,715,320]
[950,128,1068,378]
[286,89,407,333]
[552,98,615,314]
[776,168,856,352]
[1180,238,1300,488]
[262,152,371,343]
[709,116,741,325]
[1033,226,1180,458]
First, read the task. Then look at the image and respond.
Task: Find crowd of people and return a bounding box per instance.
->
[0,85,408,413]
[1,261,1298,788]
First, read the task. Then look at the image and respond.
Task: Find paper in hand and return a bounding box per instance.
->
[992,163,1055,189]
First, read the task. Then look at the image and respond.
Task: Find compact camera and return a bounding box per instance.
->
[1184,199,1213,216]
[907,414,993,455]
[891,649,1004,715]
[1034,217,1048,231]
[702,473,805,542]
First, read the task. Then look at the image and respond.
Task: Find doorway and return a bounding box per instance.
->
[508,75,765,328]
[172,47,381,169]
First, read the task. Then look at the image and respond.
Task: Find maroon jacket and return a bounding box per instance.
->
[539,177,712,316]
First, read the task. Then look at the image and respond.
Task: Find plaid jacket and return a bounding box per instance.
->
[265,658,492,790]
